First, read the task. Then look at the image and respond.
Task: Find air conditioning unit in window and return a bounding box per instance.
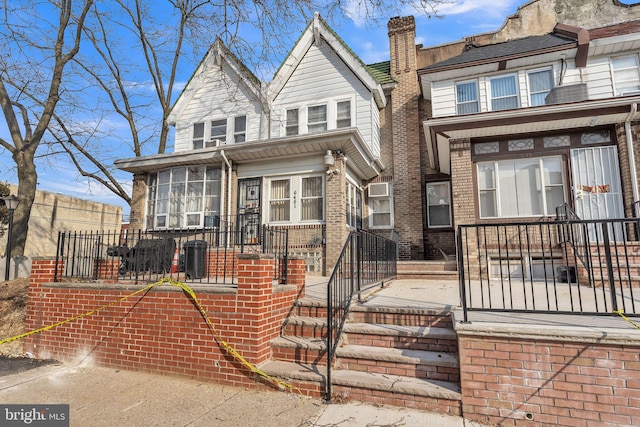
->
[209,138,225,147]
[368,182,389,197]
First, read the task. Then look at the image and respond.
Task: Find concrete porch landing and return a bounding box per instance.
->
[303,277,640,333]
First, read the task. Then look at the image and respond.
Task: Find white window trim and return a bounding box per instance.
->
[525,67,554,107]
[281,96,356,136]
[265,174,325,225]
[477,156,566,219]
[487,73,520,111]
[190,115,248,148]
[346,177,363,230]
[426,181,452,228]
[455,80,480,115]
[610,53,640,96]
[368,182,394,229]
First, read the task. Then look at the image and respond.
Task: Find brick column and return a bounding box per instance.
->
[129,173,147,232]
[388,16,424,260]
[324,155,348,274]
[286,256,306,297]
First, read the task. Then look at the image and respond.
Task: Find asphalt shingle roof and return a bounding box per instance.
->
[419,33,577,73]
[366,61,395,86]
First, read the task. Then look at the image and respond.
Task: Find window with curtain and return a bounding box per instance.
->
[308,105,327,133]
[147,166,221,229]
[427,182,451,227]
[301,177,323,221]
[456,81,479,115]
[269,179,290,222]
[234,116,246,143]
[528,69,553,106]
[490,75,518,110]
[193,122,205,149]
[477,156,565,218]
[286,109,299,136]
[612,54,640,95]
[337,100,351,128]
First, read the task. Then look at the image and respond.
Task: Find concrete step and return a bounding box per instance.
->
[271,335,327,364]
[335,344,459,382]
[282,316,327,339]
[396,261,458,280]
[293,298,328,317]
[260,360,462,414]
[349,304,454,328]
[343,323,458,353]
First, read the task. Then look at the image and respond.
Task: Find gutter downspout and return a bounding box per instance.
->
[626,103,639,214]
[220,150,232,230]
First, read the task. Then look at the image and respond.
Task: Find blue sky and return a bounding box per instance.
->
[4,0,633,219]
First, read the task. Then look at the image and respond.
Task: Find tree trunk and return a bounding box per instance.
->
[11,149,37,258]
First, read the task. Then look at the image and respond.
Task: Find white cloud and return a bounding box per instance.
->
[437,0,520,19]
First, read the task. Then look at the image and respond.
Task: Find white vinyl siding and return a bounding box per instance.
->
[172,59,262,152]
[271,41,379,156]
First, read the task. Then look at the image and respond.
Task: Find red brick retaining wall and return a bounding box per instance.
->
[24,255,306,391]
[458,330,640,426]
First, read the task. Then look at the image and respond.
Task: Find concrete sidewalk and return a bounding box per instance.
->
[0,361,479,427]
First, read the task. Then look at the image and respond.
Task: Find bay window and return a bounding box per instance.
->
[147,166,221,229]
[477,156,565,218]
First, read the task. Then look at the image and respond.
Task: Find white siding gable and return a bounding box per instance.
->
[172,56,264,152]
[270,40,381,157]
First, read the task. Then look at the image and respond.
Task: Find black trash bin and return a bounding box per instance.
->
[183,240,207,279]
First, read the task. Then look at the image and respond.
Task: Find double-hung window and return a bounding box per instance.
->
[286,109,299,136]
[234,116,246,143]
[336,100,351,128]
[426,182,452,228]
[193,122,205,149]
[268,175,324,223]
[308,105,327,133]
[528,69,553,106]
[368,183,393,228]
[209,119,227,146]
[346,181,362,229]
[477,156,565,218]
[456,81,479,115]
[612,54,640,95]
[489,75,518,110]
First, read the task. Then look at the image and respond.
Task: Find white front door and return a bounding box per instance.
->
[570,146,625,240]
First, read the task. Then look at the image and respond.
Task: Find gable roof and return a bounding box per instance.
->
[269,13,387,108]
[167,38,263,125]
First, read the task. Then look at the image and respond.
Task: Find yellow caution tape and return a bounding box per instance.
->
[613,309,640,331]
[0,278,302,398]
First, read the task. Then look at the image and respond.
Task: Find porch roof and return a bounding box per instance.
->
[423,95,640,174]
[114,127,385,180]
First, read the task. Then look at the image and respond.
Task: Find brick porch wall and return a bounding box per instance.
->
[458,330,640,426]
[23,255,306,391]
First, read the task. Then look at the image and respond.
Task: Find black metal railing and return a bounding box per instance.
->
[260,225,289,283]
[457,218,640,322]
[55,221,290,285]
[326,230,397,401]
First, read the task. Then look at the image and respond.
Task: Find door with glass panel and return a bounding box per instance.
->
[570,147,625,241]
[237,178,262,244]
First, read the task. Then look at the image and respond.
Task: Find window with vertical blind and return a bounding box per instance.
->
[456,81,479,115]
[489,74,519,110]
[477,156,565,218]
[527,69,553,106]
[267,175,324,223]
[147,166,221,229]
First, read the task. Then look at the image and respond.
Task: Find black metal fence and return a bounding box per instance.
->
[326,230,397,401]
[55,222,289,285]
[457,217,640,322]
